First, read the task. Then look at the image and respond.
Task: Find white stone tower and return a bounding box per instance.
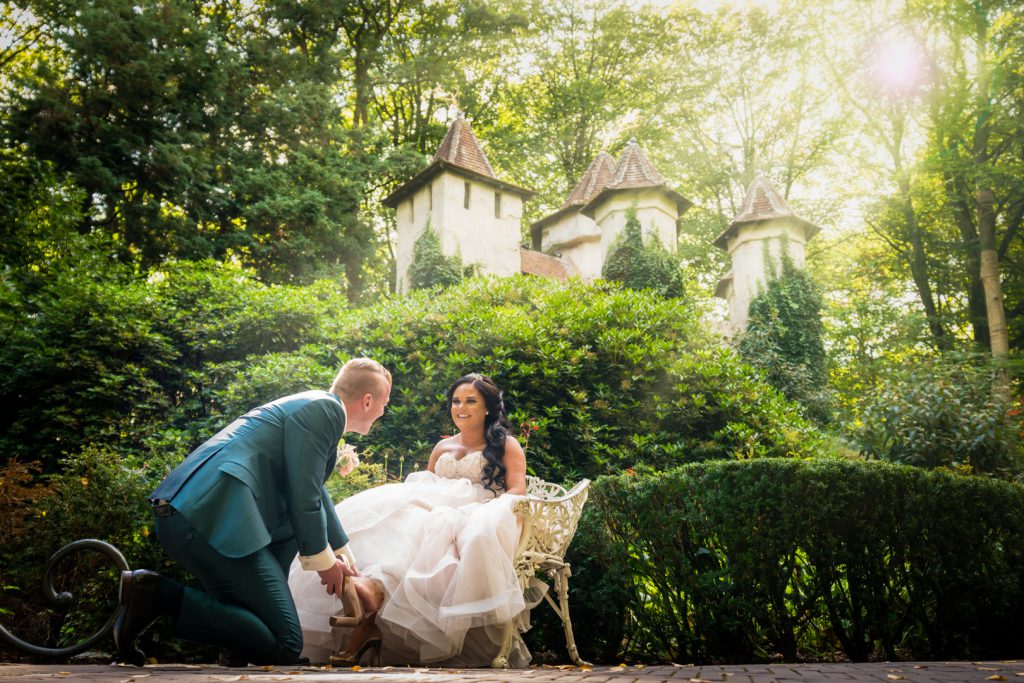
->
[581,139,692,262]
[384,116,534,294]
[530,151,616,280]
[713,175,821,334]
[531,139,691,279]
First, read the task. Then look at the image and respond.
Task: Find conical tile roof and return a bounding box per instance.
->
[532,151,617,235]
[605,138,664,190]
[713,175,820,250]
[562,151,616,208]
[580,139,691,217]
[383,116,533,208]
[431,116,496,178]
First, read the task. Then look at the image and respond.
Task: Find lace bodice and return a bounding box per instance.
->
[434,450,485,485]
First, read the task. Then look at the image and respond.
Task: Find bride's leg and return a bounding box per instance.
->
[353,577,385,614]
[331,577,386,666]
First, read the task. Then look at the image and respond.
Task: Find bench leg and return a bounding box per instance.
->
[491,619,515,669]
[555,565,591,667]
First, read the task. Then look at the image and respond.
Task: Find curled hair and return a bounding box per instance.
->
[447,373,512,492]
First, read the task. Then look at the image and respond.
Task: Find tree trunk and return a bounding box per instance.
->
[896,173,948,348]
[977,188,1008,357]
[943,171,990,348]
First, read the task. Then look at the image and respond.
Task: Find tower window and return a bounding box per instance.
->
[464,181,471,209]
[410,195,415,223]
[428,183,433,211]
[494,192,502,218]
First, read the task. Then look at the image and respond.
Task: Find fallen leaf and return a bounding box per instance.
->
[886,675,904,680]
[58,673,71,677]
[579,665,593,671]
[986,676,1007,681]
[913,665,927,669]
[981,668,1001,671]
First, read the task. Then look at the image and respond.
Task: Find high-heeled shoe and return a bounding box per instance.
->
[330,625,382,667]
[330,571,385,628]
[330,556,364,627]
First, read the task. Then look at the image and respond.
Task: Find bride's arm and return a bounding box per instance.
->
[502,437,527,495]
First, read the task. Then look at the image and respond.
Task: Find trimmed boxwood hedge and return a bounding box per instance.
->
[555,458,1024,664]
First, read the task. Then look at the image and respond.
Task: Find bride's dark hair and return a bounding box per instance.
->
[446,373,512,492]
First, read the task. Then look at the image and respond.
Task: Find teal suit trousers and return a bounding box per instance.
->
[156,512,303,664]
[148,390,350,663]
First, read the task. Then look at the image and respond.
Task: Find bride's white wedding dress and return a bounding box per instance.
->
[287,450,541,667]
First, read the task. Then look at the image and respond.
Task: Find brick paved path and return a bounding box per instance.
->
[2,661,1023,683]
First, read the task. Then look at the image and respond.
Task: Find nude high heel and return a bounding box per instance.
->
[329,569,386,667]
[329,556,364,628]
[330,625,382,667]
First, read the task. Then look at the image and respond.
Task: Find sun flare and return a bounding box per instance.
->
[867,33,929,95]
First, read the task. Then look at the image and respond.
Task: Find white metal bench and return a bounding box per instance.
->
[492,476,591,669]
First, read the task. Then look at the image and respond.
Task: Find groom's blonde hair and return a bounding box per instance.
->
[330,358,392,401]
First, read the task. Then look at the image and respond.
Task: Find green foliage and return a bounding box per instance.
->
[602,207,688,298]
[851,353,1022,476]
[0,447,158,656]
[0,259,348,470]
[408,221,462,291]
[325,462,388,501]
[0,148,87,277]
[564,459,1024,664]
[216,276,828,483]
[737,249,830,423]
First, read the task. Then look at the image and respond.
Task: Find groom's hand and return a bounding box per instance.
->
[317,558,358,595]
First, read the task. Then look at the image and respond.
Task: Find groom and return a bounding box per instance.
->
[114,358,392,666]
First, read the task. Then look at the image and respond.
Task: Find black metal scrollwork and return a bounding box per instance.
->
[0,539,129,658]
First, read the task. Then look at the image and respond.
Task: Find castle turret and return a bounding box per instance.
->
[383,116,534,293]
[530,151,616,280]
[713,175,821,333]
[580,139,692,261]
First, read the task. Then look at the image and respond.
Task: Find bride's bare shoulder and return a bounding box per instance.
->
[427,436,459,470]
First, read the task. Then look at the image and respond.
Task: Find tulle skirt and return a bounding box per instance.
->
[287,471,540,667]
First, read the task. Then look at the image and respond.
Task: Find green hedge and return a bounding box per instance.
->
[559,458,1024,663]
[212,275,829,483]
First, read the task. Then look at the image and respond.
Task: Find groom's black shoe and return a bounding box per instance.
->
[113,570,164,666]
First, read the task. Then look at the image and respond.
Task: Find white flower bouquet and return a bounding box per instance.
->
[336,442,360,477]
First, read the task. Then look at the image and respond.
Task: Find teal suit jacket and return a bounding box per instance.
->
[151,390,349,559]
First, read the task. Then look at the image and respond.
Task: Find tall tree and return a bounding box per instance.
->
[918,0,1022,354]
[482,0,674,217]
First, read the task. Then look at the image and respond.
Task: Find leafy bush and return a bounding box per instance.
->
[408,221,462,291]
[0,260,349,470]
[565,459,1024,664]
[214,275,828,483]
[737,250,830,424]
[0,447,158,659]
[602,207,688,298]
[851,353,1022,476]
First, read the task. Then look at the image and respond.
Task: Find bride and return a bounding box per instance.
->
[287,373,538,667]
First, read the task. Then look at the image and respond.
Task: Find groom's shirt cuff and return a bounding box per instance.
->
[300,546,336,571]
